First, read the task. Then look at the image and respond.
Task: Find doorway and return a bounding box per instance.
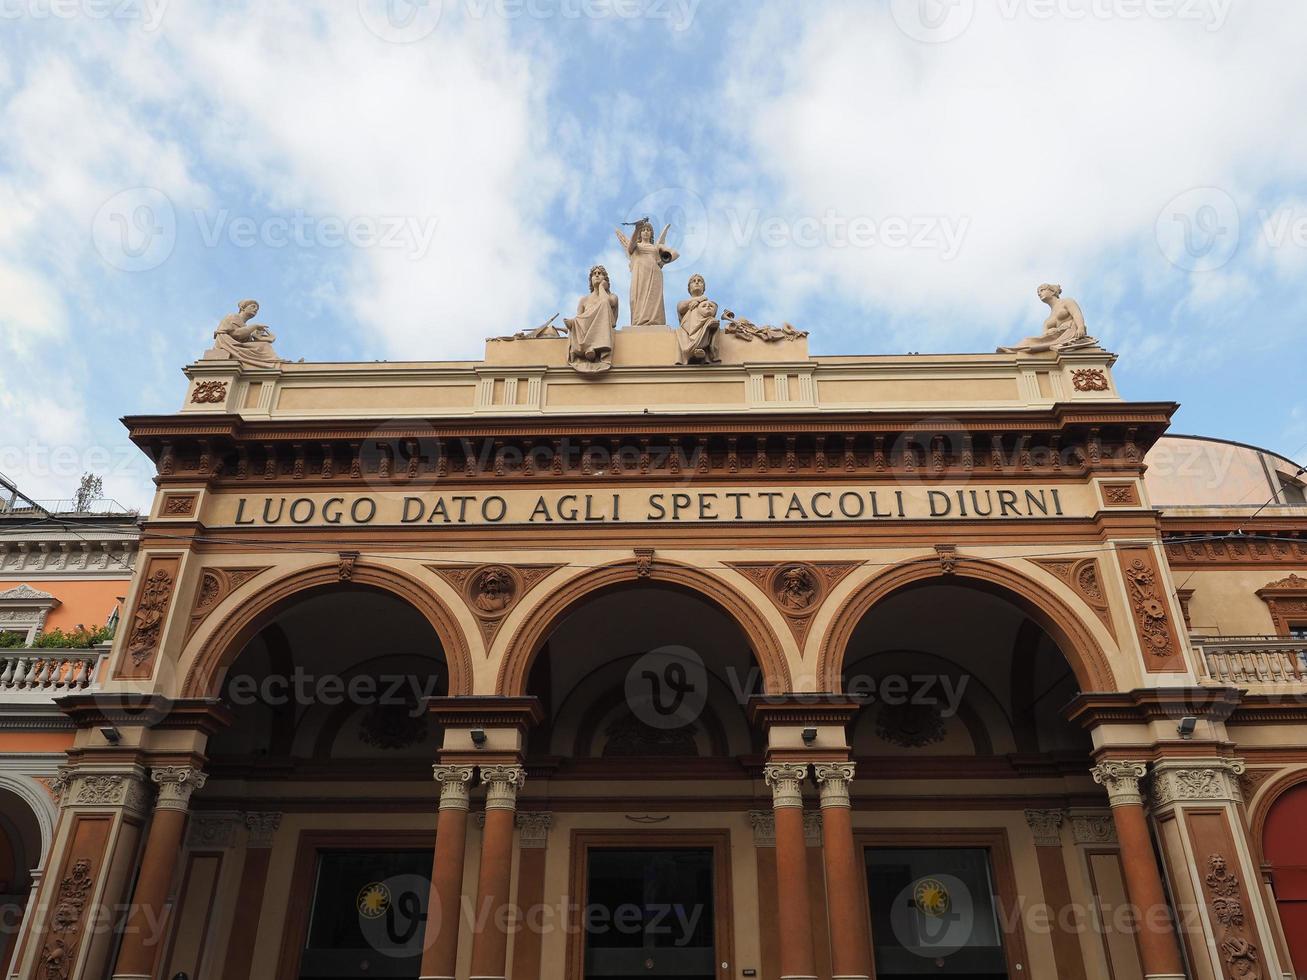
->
[569,831,733,980]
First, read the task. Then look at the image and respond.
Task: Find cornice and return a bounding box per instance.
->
[746,693,865,728]
[54,695,233,735]
[1064,686,1243,727]
[425,695,544,730]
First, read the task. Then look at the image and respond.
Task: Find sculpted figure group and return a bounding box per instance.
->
[201,213,1102,374]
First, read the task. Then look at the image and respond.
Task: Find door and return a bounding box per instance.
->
[297,848,432,980]
[865,846,1009,979]
[583,846,717,979]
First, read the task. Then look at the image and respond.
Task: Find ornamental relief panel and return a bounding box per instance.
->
[724,560,860,649]
[426,562,563,651]
[114,554,182,680]
[1031,556,1117,641]
[1115,547,1185,670]
[1150,760,1245,811]
[1199,852,1263,980]
[186,565,273,642]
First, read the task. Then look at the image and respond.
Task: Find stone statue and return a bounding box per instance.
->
[997,284,1099,354]
[675,274,721,365]
[721,311,807,342]
[615,217,678,326]
[565,265,617,374]
[491,313,565,342]
[211,299,283,369]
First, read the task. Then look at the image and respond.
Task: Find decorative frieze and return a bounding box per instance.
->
[1150,759,1246,810]
[244,811,282,848]
[433,764,475,811]
[516,812,553,848]
[763,762,809,809]
[151,766,208,812]
[813,762,856,809]
[1024,808,1066,847]
[1091,760,1148,807]
[1165,536,1307,568]
[55,767,149,819]
[1069,811,1117,844]
[1115,548,1184,669]
[480,765,526,810]
[187,812,242,850]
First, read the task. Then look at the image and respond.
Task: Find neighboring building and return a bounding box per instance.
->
[0,500,138,974]
[9,288,1307,980]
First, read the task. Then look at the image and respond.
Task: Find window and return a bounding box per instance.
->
[1278,476,1307,506]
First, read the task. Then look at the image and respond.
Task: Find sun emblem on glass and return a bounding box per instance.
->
[913,877,951,917]
[357,881,391,919]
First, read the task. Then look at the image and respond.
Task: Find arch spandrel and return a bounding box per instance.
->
[180,560,473,699]
[495,558,792,697]
[816,556,1120,695]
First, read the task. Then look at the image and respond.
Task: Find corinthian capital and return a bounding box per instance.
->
[813,762,856,808]
[1091,760,1148,807]
[151,766,208,811]
[432,765,475,811]
[480,764,526,810]
[763,762,809,808]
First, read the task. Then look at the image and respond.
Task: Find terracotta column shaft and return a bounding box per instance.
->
[468,765,525,980]
[112,766,207,980]
[420,765,474,980]
[815,763,872,980]
[766,763,817,980]
[1092,761,1186,980]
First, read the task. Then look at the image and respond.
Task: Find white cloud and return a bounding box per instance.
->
[709,1,1307,348]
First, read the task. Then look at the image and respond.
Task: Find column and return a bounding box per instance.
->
[110,766,206,980]
[420,765,474,980]
[1023,809,1088,980]
[467,765,525,980]
[814,763,872,980]
[764,763,817,980]
[1090,761,1185,980]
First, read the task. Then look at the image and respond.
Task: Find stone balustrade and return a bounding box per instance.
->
[1195,635,1307,687]
[0,647,107,699]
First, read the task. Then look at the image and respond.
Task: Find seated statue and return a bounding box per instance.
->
[565,265,617,374]
[675,274,721,365]
[998,284,1099,354]
[210,299,283,369]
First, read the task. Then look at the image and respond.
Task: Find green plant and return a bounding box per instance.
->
[0,632,26,649]
[29,626,114,649]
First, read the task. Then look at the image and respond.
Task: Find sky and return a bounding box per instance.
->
[2,0,1307,510]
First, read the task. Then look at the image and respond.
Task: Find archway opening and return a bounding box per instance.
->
[525,582,762,979]
[1264,782,1307,971]
[0,787,42,973]
[840,580,1092,980]
[207,584,450,769]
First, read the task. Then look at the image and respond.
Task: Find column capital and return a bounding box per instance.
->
[1091,760,1148,807]
[480,764,526,810]
[152,766,207,811]
[433,764,476,810]
[748,809,776,847]
[244,811,282,848]
[813,761,856,808]
[516,811,553,848]
[54,764,150,819]
[1149,757,1246,810]
[764,762,809,808]
[1023,808,1066,847]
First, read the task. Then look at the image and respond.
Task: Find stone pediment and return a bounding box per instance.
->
[0,584,57,602]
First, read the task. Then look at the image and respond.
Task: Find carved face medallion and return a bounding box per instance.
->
[469,566,516,615]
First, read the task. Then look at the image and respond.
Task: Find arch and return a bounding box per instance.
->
[182,562,472,698]
[496,559,791,696]
[1249,765,1307,867]
[816,558,1118,693]
[0,775,56,862]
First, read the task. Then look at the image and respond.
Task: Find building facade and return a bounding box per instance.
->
[8,296,1307,980]
[0,502,138,975]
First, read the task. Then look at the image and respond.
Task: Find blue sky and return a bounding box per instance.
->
[2,0,1307,509]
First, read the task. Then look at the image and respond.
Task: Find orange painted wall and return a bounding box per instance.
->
[37,579,128,634]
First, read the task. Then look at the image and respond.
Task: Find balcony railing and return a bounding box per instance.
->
[0,647,108,700]
[1193,636,1307,687]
